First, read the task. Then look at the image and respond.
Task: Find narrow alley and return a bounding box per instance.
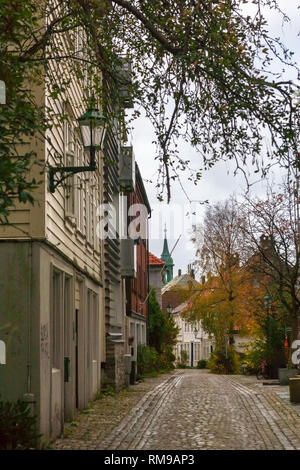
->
[54,370,300,451]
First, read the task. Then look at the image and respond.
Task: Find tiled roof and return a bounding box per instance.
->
[161,274,201,294]
[171,302,189,314]
[148,252,165,266]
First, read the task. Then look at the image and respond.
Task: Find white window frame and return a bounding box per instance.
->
[65,119,76,218]
[76,143,85,235]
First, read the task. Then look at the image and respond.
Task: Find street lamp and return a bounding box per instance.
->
[49,104,106,193]
[190,326,199,368]
[264,293,273,376]
[264,293,272,311]
[167,304,172,316]
[78,106,106,166]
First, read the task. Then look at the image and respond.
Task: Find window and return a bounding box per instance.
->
[86,178,93,243]
[74,27,82,57]
[85,173,99,247]
[92,292,99,362]
[64,275,72,358]
[119,195,128,239]
[92,179,97,246]
[52,270,63,369]
[0,340,6,365]
[65,120,76,217]
[76,144,85,234]
[136,324,141,345]
[87,290,98,364]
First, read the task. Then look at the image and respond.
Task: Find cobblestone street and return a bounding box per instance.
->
[54,370,300,451]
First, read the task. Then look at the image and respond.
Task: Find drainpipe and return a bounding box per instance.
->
[146,212,151,345]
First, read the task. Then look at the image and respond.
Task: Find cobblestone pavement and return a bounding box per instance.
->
[100,370,300,450]
[53,372,176,450]
[55,370,300,450]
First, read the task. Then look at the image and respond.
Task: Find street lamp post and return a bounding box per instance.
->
[191,327,198,368]
[264,293,273,375]
[49,104,106,193]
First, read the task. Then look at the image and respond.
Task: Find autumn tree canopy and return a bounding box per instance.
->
[190,199,257,354]
[1,0,299,219]
[240,179,300,344]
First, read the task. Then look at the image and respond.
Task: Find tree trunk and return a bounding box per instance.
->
[289,310,299,368]
[291,312,299,343]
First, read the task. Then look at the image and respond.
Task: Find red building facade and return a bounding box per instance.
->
[125,163,151,358]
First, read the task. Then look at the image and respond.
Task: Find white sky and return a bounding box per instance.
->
[131,1,300,276]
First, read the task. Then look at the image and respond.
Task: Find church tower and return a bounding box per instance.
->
[161,226,174,285]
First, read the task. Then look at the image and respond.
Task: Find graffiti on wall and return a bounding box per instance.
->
[40,323,49,358]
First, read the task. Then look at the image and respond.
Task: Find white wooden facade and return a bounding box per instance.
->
[172,305,213,367]
[0,7,105,441]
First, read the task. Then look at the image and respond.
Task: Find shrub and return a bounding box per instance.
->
[197,359,207,369]
[149,290,178,355]
[180,350,188,366]
[137,344,162,376]
[159,345,176,370]
[176,362,187,369]
[207,347,241,374]
[0,400,41,449]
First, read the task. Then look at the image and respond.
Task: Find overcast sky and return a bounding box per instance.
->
[131,1,300,277]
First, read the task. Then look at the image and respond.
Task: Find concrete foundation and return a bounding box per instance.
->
[289,377,300,403]
[278,368,298,385]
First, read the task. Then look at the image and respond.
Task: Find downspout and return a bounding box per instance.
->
[146,211,151,345]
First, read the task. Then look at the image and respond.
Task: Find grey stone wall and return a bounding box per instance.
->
[102,340,126,391]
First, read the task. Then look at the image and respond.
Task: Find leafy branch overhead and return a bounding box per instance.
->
[0,0,299,217]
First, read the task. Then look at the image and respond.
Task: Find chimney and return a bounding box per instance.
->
[187,264,195,279]
[178,269,182,277]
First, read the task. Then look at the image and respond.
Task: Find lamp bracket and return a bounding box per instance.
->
[49,165,96,193]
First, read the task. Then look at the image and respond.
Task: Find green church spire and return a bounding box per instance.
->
[161,225,174,285]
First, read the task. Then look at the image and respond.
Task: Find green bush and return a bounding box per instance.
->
[197,359,207,369]
[0,400,41,449]
[137,344,162,376]
[176,363,187,369]
[207,347,241,374]
[149,290,178,355]
[243,333,286,375]
[160,345,176,371]
[176,350,189,369]
[180,350,188,365]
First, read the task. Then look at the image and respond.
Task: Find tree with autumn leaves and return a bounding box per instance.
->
[190,190,298,374]
[190,198,262,373]
[241,179,300,366]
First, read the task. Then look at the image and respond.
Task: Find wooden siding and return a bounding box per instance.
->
[0,8,104,286]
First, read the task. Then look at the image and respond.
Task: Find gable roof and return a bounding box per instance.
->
[162,273,201,294]
[171,301,189,314]
[148,252,165,266]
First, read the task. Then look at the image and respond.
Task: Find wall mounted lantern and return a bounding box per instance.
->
[49,105,106,193]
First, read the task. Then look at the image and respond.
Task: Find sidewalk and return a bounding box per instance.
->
[53,371,176,450]
[52,370,300,450]
[232,374,300,417]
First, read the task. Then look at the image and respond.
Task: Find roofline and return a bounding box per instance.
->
[135,162,151,214]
